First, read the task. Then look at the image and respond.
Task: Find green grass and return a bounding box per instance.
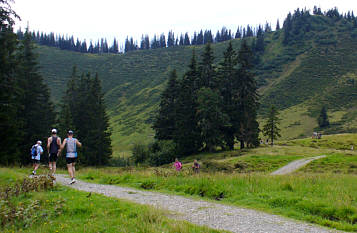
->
[279,133,357,150]
[76,167,357,232]
[301,153,357,174]
[0,168,223,233]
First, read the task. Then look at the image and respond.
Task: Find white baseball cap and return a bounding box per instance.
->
[37,140,42,145]
[51,129,57,134]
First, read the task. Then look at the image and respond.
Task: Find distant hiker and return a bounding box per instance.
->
[173,158,182,171]
[47,129,61,175]
[61,130,82,184]
[192,159,200,173]
[31,141,43,175]
[352,145,354,151]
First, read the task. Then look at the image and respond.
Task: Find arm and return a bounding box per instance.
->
[47,137,52,153]
[76,139,82,147]
[60,139,67,151]
[57,137,62,155]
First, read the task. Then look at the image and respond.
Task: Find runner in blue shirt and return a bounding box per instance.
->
[31,141,43,175]
[61,130,82,184]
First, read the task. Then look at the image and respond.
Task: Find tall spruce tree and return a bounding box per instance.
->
[196,87,229,152]
[60,68,112,166]
[318,106,329,128]
[218,42,237,150]
[262,105,281,145]
[153,69,179,140]
[0,0,22,164]
[174,51,202,155]
[198,43,216,89]
[235,40,259,148]
[17,28,56,165]
[255,25,265,52]
[86,73,112,165]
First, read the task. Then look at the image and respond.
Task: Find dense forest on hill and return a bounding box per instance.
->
[33,7,357,153]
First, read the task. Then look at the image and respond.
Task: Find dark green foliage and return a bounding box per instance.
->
[174,52,202,155]
[132,143,149,164]
[255,25,265,52]
[235,40,260,148]
[131,140,177,166]
[1,2,55,165]
[147,140,177,166]
[0,0,22,165]
[198,43,216,88]
[60,68,112,166]
[276,19,280,30]
[218,42,237,150]
[262,105,281,145]
[16,29,56,165]
[153,41,259,155]
[196,87,229,151]
[152,69,179,140]
[318,106,329,128]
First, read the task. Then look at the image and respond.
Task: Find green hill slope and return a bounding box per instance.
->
[36,14,357,155]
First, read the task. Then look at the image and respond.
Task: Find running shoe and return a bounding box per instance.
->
[69,178,76,184]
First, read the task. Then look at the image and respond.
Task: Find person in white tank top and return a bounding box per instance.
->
[61,130,82,184]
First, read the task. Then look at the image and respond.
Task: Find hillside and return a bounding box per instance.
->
[36,13,357,154]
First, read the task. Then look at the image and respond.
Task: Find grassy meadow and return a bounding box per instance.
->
[0,168,224,233]
[66,134,357,232]
[2,134,357,232]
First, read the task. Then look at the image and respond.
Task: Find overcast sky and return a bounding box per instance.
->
[12,0,357,46]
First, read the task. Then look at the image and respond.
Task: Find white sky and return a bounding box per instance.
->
[12,0,357,46]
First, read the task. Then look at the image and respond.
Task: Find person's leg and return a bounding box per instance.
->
[72,162,76,178]
[34,162,39,172]
[32,162,36,174]
[49,160,53,173]
[67,163,73,178]
[52,162,56,174]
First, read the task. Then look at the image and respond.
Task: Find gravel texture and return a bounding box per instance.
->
[271,155,326,175]
[55,173,340,233]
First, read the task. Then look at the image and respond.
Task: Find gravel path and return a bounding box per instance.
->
[55,174,339,233]
[271,155,326,175]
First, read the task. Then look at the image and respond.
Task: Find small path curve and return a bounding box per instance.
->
[271,155,326,175]
[55,174,339,233]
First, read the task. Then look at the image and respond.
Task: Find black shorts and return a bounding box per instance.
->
[66,157,77,164]
[49,153,58,162]
[32,159,40,164]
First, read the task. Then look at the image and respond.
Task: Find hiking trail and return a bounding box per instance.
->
[271,155,326,175]
[55,173,339,233]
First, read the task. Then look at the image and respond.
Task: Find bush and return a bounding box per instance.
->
[109,156,131,167]
[0,176,62,230]
[148,140,177,166]
[131,140,178,166]
[132,143,149,165]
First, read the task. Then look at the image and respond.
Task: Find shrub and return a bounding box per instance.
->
[147,140,177,166]
[132,143,150,165]
[109,156,131,167]
[0,176,63,230]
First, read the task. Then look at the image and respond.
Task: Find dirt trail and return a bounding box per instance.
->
[55,174,339,233]
[271,155,326,175]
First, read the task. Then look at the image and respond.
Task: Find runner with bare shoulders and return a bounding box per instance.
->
[47,129,61,175]
[61,130,82,184]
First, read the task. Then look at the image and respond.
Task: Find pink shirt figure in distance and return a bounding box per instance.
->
[173,158,182,171]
